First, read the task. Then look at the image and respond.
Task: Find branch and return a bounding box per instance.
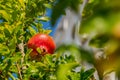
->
[18,41,25,80]
[18,42,25,64]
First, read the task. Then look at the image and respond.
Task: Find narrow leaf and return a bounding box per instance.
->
[28,26,37,36]
[43,4,52,8]
[18,0,25,9]
[0,44,10,55]
[81,68,95,80]
[37,16,50,22]
[0,10,10,21]
[4,28,11,38]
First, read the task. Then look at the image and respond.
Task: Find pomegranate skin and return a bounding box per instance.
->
[27,33,56,59]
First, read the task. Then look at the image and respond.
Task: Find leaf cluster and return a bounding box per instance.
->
[0,0,97,80]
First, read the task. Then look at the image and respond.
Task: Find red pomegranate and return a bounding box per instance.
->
[27,33,56,60]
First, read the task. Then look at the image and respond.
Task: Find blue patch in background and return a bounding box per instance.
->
[41,8,61,36]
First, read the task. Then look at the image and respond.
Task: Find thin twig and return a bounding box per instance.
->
[16,62,22,80]
[18,41,25,80]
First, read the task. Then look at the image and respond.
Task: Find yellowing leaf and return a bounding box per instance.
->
[18,0,25,9]
[0,10,10,21]
[43,29,52,34]
[4,23,13,33]
[15,21,22,26]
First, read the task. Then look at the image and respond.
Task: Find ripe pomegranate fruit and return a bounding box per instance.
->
[27,33,56,60]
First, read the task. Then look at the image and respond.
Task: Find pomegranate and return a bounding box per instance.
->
[27,33,56,60]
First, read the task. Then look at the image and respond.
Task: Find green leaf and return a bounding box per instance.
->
[55,44,81,63]
[32,22,43,33]
[37,16,50,22]
[35,62,47,67]
[8,36,17,49]
[43,4,52,8]
[81,68,95,80]
[70,0,82,12]
[26,65,39,74]
[80,47,94,64]
[88,0,95,3]
[89,34,110,48]
[13,25,22,36]
[67,71,80,80]
[0,10,10,22]
[4,28,11,38]
[42,29,52,35]
[45,54,53,66]
[0,34,4,43]
[56,62,79,80]
[18,0,25,9]
[4,59,12,72]
[28,26,37,36]
[0,44,10,55]
[9,65,18,73]
[8,72,16,80]
[10,52,22,63]
[80,17,108,35]
[36,48,42,54]
[25,49,33,61]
